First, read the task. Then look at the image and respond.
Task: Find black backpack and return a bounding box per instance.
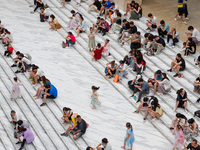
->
[194,110,200,118]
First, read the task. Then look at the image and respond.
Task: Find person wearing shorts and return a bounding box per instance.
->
[60,115,87,140]
[146,13,157,31]
[40,84,58,106]
[167,53,186,77]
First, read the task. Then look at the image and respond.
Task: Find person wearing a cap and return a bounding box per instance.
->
[40,84,58,106]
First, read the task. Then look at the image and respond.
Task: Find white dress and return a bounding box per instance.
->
[11,82,22,99]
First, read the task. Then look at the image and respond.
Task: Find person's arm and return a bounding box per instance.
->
[187,124,197,133]
[125,133,130,141]
[154,73,157,80]
[96,143,102,149]
[134,7,141,14]
[154,41,162,46]
[89,3,94,7]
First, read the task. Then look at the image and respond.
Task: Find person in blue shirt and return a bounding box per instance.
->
[158,20,170,38]
[99,0,111,19]
[40,84,58,106]
[154,70,162,81]
[131,78,149,103]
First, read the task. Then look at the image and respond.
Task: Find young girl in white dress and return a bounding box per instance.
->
[11,77,22,100]
[91,86,101,109]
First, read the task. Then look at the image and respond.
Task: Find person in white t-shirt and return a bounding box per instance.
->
[146,13,157,31]
[10,110,23,128]
[186,26,200,44]
[96,138,112,150]
[15,53,31,73]
[116,60,128,82]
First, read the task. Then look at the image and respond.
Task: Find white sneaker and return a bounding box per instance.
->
[171,46,175,49]
[174,18,177,21]
[178,15,181,18]
[182,21,187,25]
[173,108,176,111]
[185,17,189,20]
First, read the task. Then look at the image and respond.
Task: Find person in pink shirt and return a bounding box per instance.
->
[4,44,13,57]
[62,32,76,48]
[172,125,185,150]
[16,127,34,150]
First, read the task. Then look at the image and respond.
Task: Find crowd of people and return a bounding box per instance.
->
[1,0,200,149]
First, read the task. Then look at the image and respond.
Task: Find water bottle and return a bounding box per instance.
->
[14,130,17,138]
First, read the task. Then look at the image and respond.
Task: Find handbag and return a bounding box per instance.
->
[56,23,61,29]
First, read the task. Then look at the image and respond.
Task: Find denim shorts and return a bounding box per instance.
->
[71,127,84,138]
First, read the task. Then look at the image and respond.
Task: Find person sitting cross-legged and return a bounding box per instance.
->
[40,84,58,106]
[131,78,149,103]
[167,53,186,77]
[60,115,87,140]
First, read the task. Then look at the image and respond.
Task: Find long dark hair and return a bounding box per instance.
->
[4,29,10,34]
[176,113,187,124]
[41,76,49,85]
[126,122,133,131]
[176,88,184,95]
[162,73,169,81]
[50,14,55,20]
[92,86,100,90]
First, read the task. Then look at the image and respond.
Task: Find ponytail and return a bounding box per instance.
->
[92,86,100,90]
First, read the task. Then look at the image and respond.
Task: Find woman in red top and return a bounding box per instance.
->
[62,32,76,48]
[92,43,103,61]
[4,44,13,57]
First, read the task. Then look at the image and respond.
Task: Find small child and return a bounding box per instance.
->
[88,27,96,52]
[11,77,22,100]
[91,86,101,109]
[4,44,13,57]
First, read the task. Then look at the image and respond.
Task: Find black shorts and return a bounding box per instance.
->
[198,56,200,61]
[151,24,157,28]
[37,76,42,82]
[143,103,148,107]
[47,95,55,99]
[180,67,185,71]
[178,8,185,14]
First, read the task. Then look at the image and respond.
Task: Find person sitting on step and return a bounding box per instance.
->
[4,43,13,57]
[143,100,163,122]
[34,76,51,99]
[167,53,186,77]
[15,53,31,73]
[40,84,58,106]
[174,88,188,112]
[131,78,149,103]
[61,107,73,124]
[185,118,199,141]
[61,115,87,140]
[62,32,76,48]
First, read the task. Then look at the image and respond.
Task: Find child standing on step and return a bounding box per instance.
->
[88,27,96,52]
[91,86,100,109]
[11,77,22,100]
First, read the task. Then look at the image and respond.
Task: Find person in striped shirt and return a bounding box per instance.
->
[95,18,109,36]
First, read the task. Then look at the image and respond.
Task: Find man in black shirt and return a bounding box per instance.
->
[185,139,200,150]
[167,53,186,77]
[118,21,137,43]
[152,36,165,54]
[119,19,130,34]
[61,115,87,139]
[88,0,101,12]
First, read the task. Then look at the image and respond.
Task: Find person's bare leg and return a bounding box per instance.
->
[43,95,47,103]
[144,108,150,118]
[182,13,186,21]
[64,126,73,134]
[62,0,65,7]
[104,8,108,19]
[99,6,104,15]
[171,61,175,71]
[153,82,158,95]
[175,101,179,110]
[184,102,187,111]
[176,65,180,74]
[76,28,80,37]
[175,12,179,18]
[136,103,143,112]
[120,33,126,41]
[148,23,153,31]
